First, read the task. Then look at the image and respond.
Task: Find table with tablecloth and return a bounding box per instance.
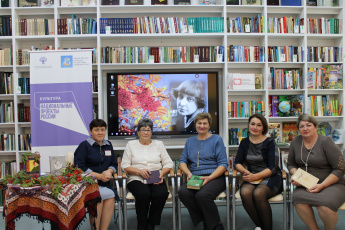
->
[3,181,101,230]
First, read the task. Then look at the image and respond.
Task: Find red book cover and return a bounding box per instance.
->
[283,17,287,33]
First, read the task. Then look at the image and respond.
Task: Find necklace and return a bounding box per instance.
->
[197,134,209,167]
[300,137,317,172]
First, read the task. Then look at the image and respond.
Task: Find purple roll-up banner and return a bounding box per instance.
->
[30,50,93,173]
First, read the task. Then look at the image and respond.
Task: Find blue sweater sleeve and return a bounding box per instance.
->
[74,141,89,172]
[179,138,190,165]
[215,136,228,169]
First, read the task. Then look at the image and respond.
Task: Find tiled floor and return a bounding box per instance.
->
[2,204,345,229]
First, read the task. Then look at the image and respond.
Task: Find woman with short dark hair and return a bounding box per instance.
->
[172,80,206,133]
[74,119,118,230]
[122,118,173,230]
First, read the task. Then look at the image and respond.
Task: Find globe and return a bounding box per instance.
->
[278,101,290,113]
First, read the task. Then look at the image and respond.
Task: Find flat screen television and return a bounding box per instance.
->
[107,72,219,139]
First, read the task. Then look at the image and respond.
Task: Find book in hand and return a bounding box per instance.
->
[187,175,204,190]
[249,179,263,184]
[143,170,161,184]
[291,168,319,189]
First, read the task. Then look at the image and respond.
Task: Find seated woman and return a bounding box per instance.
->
[288,114,345,230]
[74,119,117,230]
[234,114,282,230]
[121,118,173,230]
[178,112,228,230]
[172,80,206,133]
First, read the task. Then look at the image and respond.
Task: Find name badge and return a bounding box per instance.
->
[105,150,111,156]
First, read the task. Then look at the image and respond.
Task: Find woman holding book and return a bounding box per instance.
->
[172,80,206,133]
[234,114,282,230]
[178,112,228,230]
[122,118,173,230]
[74,119,118,230]
[288,114,345,230]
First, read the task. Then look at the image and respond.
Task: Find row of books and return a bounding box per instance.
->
[268,46,304,63]
[18,134,31,151]
[227,0,305,5]
[0,72,13,94]
[229,128,248,145]
[306,47,342,63]
[0,48,12,66]
[0,103,14,123]
[307,96,341,117]
[268,68,302,90]
[57,17,97,35]
[16,47,55,66]
[307,65,343,90]
[18,104,30,122]
[18,78,30,94]
[267,17,303,34]
[228,45,264,62]
[307,18,341,34]
[269,95,304,117]
[226,15,264,33]
[99,17,224,34]
[0,161,16,182]
[101,46,224,64]
[0,133,15,151]
[228,101,265,118]
[15,18,55,36]
[0,16,11,36]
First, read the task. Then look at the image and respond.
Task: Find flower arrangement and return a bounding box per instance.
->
[0,162,95,199]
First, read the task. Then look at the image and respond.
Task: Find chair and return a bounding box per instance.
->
[176,169,230,230]
[230,148,290,230]
[66,151,123,230]
[121,170,176,230]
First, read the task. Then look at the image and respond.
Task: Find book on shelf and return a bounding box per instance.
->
[271,96,279,117]
[317,122,332,136]
[331,129,345,144]
[291,168,319,189]
[226,0,239,4]
[41,0,54,6]
[151,0,167,4]
[125,0,143,4]
[102,0,119,4]
[144,170,161,184]
[82,0,96,6]
[242,0,261,5]
[268,123,282,143]
[174,0,190,4]
[282,122,298,143]
[187,175,204,190]
[323,64,343,89]
[267,0,279,5]
[307,0,316,5]
[18,0,38,7]
[281,0,301,5]
[60,0,80,6]
[291,95,304,117]
[49,156,66,176]
[255,74,262,89]
[232,73,255,90]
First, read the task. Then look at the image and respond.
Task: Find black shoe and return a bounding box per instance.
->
[146,222,155,230]
[213,222,224,230]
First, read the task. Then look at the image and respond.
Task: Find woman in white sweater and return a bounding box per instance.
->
[122,118,173,230]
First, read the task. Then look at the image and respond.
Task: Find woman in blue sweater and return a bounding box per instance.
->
[178,112,228,230]
[74,119,118,230]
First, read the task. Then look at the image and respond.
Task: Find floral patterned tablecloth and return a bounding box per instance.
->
[3,181,101,230]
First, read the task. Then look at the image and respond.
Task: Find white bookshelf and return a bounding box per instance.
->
[0,0,344,169]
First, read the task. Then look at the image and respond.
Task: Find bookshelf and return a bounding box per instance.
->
[0,0,344,178]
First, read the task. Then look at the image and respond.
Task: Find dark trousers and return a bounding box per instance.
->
[127,180,169,229]
[178,175,226,230]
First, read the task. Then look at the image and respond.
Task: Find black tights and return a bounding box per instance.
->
[240,183,275,230]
